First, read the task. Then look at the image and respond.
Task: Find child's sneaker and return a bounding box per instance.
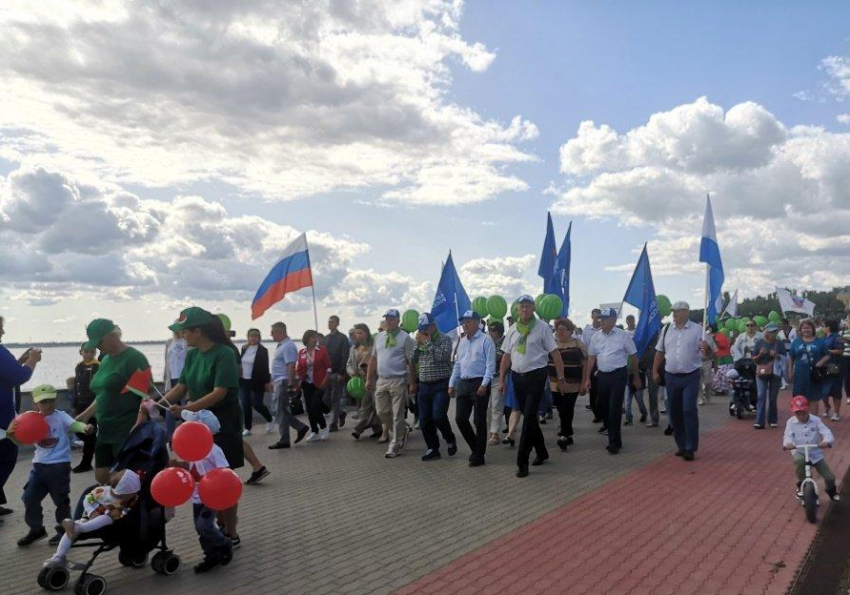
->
[795,483,803,500]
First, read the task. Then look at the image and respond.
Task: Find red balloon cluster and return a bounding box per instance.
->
[13,411,49,444]
[150,467,195,507]
[198,469,242,511]
[171,421,213,462]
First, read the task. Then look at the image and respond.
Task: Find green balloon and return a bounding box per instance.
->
[656,295,671,318]
[486,295,508,320]
[401,309,419,333]
[535,294,546,312]
[472,297,489,318]
[216,313,232,332]
[539,294,563,321]
[346,377,366,400]
[719,328,730,337]
[754,315,768,328]
[725,318,738,332]
[510,300,519,321]
[768,311,780,323]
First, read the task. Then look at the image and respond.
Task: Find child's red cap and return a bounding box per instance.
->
[790,396,809,412]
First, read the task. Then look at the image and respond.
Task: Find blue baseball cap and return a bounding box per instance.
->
[458,310,481,322]
[600,307,618,319]
[517,294,535,305]
[418,312,435,331]
[383,308,400,319]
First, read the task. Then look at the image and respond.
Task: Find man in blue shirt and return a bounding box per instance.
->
[268,322,309,449]
[449,311,496,467]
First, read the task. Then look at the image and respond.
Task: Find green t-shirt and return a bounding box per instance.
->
[179,343,243,436]
[90,346,150,444]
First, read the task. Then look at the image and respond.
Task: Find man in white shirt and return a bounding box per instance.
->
[652,302,711,461]
[583,308,639,455]
[499,295,569,477]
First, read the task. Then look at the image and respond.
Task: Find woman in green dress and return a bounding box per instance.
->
[76,319,151,485]
[162,307,244,547]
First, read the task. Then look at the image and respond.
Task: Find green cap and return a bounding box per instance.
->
[83,318,117,350]
[32,384,58,403]
[169,307,214,332]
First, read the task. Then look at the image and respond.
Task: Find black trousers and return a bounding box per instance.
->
[239,382,273,430]
[512,368,549,468]
[597,367,628,448]
[302,382,327,433]
[589,365,600,418]
[455,378,489,461]
[552,391,578,437]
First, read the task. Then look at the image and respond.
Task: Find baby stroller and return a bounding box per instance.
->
[37,420,181,595]
[728,358,757,419]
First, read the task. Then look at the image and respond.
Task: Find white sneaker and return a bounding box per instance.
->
[266,422,275,434]
[831,414,841,422]
[242,429,252,437]
[319,427,330,440]
[384,450,397,459]
[305,432,319,443]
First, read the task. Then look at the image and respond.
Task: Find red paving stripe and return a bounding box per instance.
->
[394,400,850,595]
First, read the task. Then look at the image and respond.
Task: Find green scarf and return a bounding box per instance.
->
[418,330,441,352]
[385,328,401,348]
[515,317,536,355]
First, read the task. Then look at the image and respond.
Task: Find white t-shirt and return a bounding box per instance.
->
[241,345,258,380]
[166,338,188,381]
[189,444,230,504]
[33,410,77,465]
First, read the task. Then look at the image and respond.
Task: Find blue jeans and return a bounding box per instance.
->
[23,462,71,533]
[193,503,229,556]
[665,370,700,452]
[755,375,780,426]
[418,379,455,452]
[625,386,647,421]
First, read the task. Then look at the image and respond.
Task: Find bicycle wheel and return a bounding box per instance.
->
[803,482,818,523]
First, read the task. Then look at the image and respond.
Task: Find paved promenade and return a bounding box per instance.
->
[2,392,845,595]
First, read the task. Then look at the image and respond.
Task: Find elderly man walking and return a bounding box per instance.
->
[366,309,416,459]
[268,322,309,449]
[323,315,351,431]
[652,301,712,461]
[583,308,639,455]
[410,313,457,461]
[450,310,496,467]
[499,295,569,478]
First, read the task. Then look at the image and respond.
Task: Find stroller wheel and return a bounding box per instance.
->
[75,574,106,595]
[39,566,70,591]
[151,551,181,576]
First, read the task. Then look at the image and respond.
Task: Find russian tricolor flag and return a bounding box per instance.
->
[251,233,314,320]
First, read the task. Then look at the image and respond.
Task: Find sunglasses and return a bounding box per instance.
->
[746,324,755,327]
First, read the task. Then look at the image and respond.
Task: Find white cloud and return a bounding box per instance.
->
[0,0,536,206]
[461,254,538,298]
[553,97,850,297]
[837,114,850,125]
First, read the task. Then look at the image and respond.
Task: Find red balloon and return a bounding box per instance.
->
[171,421,214,462]
[150,467,195,507]
[198,468,242,511]
[13,411,49,445]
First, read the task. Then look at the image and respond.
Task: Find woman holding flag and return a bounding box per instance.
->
[75,319,151,485]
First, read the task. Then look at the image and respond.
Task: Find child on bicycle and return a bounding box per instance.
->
[783,395,839,501]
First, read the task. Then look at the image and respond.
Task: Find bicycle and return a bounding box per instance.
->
[785,443,831,523]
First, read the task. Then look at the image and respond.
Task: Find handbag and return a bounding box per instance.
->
[756,360,774,377]
[825,362,841,377]
[288,389,305,416]
[804,343,824,383]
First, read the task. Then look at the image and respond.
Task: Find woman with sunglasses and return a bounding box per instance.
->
[732,321,763,362]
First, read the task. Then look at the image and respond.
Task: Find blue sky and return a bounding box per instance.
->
[1,1,850,342]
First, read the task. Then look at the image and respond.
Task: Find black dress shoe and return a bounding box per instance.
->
[268,441,290,450]
[516,466,529,478]
[531,454,549,466]
[351,431,360,440]
[597,426,608,434]
[566,436,574,446]
[592,417,602,423]
[294,426,309,444]
[501,437,515,447]
[468,458,485,467]
[421,449,441,461]
[0,506,13,516]
[682,451,695,461]
[674,449,685,457]
[447,442,458,456]
[639,413,647,423]
[72,463,93,474]
[608,447,620,455]
[664,426,674,436]
[557,437,568,451]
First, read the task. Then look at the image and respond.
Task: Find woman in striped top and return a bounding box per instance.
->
[547,318,588,451]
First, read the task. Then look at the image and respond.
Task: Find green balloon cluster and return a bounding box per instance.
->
[753,315,768,328]
[401,309,419,333]
[656,295,671,318]
[737,319,750,333]
[472,297,489,318]
[486,295,508,320]
[768,311,780,323]
[346,377,366,400]
[537,294,563,321]
[725,318,738,332]
[718,328,730,337]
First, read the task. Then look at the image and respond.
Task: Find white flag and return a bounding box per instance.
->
[722,289,738,318]
[775,287,815,317]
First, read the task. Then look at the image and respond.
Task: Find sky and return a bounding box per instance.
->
[2,0,850,343]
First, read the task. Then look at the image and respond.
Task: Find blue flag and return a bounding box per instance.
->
[556,221,572,316]
[431,251,471,333]
[622,244,661,359]
[538,212,559,296]
[699,195,724,325]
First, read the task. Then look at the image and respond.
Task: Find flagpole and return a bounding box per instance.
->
[703,264,710,338]
[303,234,320,330]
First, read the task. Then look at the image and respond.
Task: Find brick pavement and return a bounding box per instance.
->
[0,393,828,595]
[393,394,850,595]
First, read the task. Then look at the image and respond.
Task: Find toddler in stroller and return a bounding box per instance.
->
[37,420,181,595]
[728,358,757,419]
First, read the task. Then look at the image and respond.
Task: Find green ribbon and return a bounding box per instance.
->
[515,317,536,355]
[385,328,401,348]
